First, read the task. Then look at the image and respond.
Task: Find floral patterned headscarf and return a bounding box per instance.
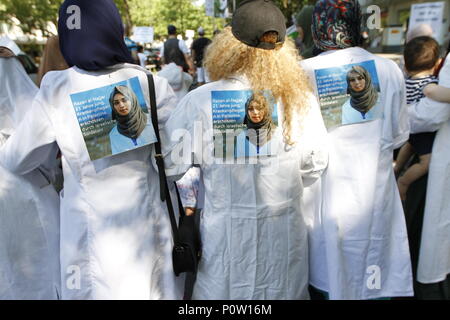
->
[312,0,363,51]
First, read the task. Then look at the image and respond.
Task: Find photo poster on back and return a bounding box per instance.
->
[314,60,382,130]
[70,76,157,161]
[211,90,279,162]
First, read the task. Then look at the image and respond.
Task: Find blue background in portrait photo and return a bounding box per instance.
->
[315,60,381,96]
[70,76,148,128]
[69,76,150,160]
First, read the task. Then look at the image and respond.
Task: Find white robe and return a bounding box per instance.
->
[302,47,413,299]
[0,63,183,300]
[0,57,60,299]
[407,54,450,284]
[160,76,329,299]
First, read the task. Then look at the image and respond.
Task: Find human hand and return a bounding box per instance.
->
[185,207,196,216]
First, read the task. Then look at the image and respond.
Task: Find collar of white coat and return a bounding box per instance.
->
[72,63,149,75]
[227,74,251,87]
[317,46,367,57]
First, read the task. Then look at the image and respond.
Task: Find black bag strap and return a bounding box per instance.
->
[146,74,180,244]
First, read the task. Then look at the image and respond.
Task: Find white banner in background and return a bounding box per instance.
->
[409,1,445,43]
[131,26,154,43]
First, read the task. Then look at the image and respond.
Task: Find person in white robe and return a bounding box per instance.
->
[160,0,329,300]
[0,37,60,299]
[0,0,182,300]
[300,0,413,300]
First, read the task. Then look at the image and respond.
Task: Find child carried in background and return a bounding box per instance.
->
[395,36,442,200]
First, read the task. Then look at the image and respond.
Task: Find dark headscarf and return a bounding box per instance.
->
[295,5,315,59]
[110,86,147,139]
[243,93,275,146]
[58,0,133,71]
[346,66,378,114]
[312,0,363,52]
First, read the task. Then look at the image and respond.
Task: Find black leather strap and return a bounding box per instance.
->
[146,74,180,243]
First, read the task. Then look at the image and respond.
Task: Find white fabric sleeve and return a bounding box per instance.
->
[299,95,329,187]
[159,92,196,178]
[178,40,189,55]
[160,45,165,60]
[153,75,178,128]
[0,96,57,175]
[408,56,450,133]
[385,60,410,150]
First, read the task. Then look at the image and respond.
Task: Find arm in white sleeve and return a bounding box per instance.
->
[299,95,329,187]
[153,75,178,128]
[386,60,410,150]
[159,92,196,178]
[0,96,57,175]
[408,55,450,133]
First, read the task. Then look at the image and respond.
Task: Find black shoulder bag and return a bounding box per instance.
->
[146,74,201,276]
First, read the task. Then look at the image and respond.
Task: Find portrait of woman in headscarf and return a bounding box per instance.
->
[341,65,380,125]
[109,85,156,155]
[234,92,278,158]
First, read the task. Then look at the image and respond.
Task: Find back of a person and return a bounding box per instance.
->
[36,66,179,299]
[300,0,412,300]
[164,71,324,300]
[0,0,182,300]
[164,38,188,71]
[191,36,211,67]
[161,1,329,300]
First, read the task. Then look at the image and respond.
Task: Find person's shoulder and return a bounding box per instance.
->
[40,68,71,86]
[38,68,74,102]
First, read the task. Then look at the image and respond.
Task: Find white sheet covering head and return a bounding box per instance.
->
[158,62,193,102]
[0,57,38,139]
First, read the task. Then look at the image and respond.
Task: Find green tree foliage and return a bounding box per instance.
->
[0,0,63,36]
[0,0,309,41]
[234,0,315,26]
[117,0,226,40]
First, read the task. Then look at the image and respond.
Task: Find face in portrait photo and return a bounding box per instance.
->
[109,85,148,140]
[346,65,379,115]
[243,93,277,147]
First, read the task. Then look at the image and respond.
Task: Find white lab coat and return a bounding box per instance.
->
[160,76,329,299]
[0,63,183,300]
[0,57,60,299]
[302,47,413,299]
[408,54,450,284]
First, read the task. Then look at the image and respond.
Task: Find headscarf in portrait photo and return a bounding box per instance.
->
[243,93,276,146]
[58,0,134,71]
[312,0,363,52]
[346,65,378,114]
[109,86,147,139]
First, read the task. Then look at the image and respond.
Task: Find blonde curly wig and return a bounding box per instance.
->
[204,27,312,144]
